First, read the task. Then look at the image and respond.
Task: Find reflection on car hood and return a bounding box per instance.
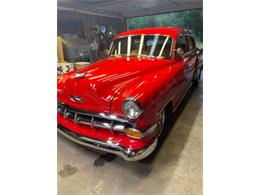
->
[58,57,170,113]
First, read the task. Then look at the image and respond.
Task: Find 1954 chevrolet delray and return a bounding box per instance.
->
[57,27,203,161]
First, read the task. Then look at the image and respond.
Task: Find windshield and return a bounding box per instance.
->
[109,35,173,59]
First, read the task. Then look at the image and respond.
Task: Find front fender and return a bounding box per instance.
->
[110,66,173,130]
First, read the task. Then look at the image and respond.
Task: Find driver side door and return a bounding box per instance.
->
[170,34,192,108]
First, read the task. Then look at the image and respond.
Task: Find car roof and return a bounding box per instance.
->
[115,27,188,40]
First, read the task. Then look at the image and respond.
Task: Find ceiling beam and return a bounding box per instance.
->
[86,0,126,8]
[57,6,124,19]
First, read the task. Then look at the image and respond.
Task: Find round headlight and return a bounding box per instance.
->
[122,100,143,119]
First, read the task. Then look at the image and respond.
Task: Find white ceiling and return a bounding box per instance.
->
[58,0,203,18]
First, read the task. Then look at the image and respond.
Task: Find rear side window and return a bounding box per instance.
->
[176,35,188,53]
[187,35,196,51]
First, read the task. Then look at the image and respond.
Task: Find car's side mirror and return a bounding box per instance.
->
[195,47,203,54]
[174,48,184,60]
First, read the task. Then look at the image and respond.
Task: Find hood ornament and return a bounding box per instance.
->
[72,71,85,79]
[70,96,84,103]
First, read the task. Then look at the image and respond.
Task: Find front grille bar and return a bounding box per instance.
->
[74,113,77,124]
[58,103,133,132]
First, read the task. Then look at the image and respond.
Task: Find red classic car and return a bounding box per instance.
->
[57,27,203,161]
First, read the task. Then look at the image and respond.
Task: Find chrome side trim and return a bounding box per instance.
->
[58,125,158,161]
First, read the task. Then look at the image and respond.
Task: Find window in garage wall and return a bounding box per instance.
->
[127,9,203,49]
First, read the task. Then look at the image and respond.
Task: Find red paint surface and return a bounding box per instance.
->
[57,27,203,150]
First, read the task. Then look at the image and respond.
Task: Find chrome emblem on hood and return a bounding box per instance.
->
[70,96,84,103]
[72,72,85,79]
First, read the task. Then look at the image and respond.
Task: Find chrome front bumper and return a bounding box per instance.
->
[57,124,158,161]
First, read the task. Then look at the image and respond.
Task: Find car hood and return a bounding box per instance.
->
[58,57,170,113]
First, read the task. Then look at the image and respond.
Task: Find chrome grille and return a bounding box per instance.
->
[57,103,133,132]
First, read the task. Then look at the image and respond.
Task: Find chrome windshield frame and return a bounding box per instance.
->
[108,34,174,59]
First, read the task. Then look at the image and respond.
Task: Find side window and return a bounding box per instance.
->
[185,35,190,52]
[189,36,196,51]
[175,35,188,55]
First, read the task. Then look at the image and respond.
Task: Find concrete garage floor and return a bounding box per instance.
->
[58,80,203,195]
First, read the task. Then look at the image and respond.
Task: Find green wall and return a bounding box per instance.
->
[127,9,203,48]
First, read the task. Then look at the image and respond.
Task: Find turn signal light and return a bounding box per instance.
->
[126,129,143,139]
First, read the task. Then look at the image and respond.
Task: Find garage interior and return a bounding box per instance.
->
[57,0,203,194]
